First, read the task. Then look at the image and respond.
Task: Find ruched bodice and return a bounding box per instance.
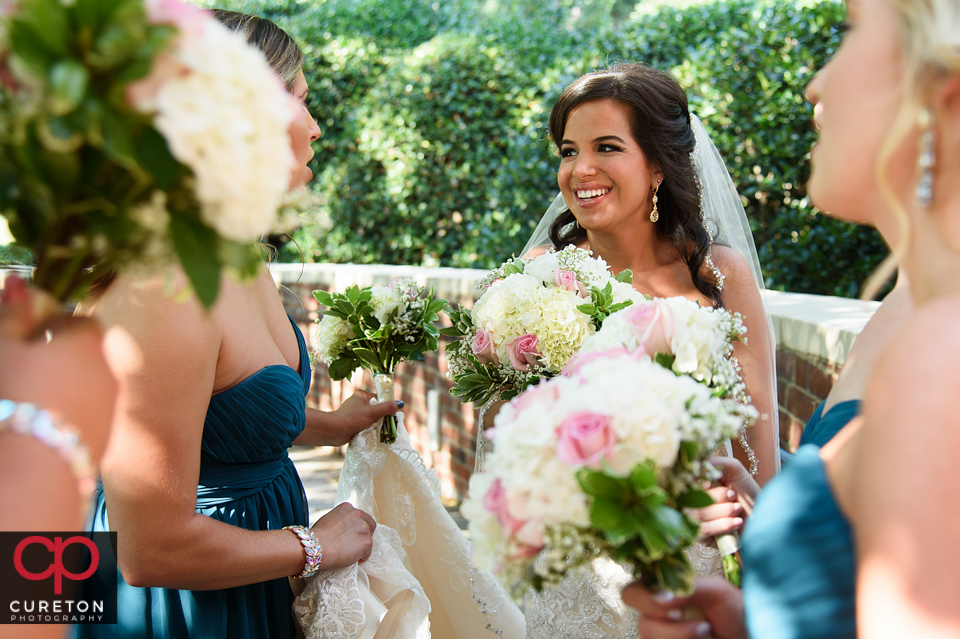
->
[742,445,857,639]
[798,399,859,448]
[78,318,312,639]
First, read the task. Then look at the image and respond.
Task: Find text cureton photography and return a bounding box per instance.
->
[0,532,117,625]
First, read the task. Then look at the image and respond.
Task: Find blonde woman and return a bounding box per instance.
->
[623,1,960,637]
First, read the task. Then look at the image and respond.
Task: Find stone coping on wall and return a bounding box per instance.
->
[271,263,878,365]
[763,289,879,365]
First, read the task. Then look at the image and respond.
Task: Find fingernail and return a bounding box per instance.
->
[727,489,737,500]
[396,400,404,409]
[733,502,743,514]
[732,517,743,527]
[652,590,675,603]
[696,621,712,638]
[667,609,683,621]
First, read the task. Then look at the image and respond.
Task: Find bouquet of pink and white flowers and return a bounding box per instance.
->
[575,296,749,402]
[461,349,756,596]
[442,245,646,405]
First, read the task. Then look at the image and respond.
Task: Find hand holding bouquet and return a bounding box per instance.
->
[442,245,646,405]
[462,350,756,597]
[313,279,446,443]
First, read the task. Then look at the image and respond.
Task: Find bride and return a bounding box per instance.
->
[294,63,775,639]
[515,63,780,637]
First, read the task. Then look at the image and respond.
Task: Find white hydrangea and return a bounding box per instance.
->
[144,18,294,242]
[370,285,405,325]
[314,314,351,362]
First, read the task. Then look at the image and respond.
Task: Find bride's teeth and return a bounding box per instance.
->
[578,189,607,199]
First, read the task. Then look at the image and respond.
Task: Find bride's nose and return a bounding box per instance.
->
[573,153,598,179]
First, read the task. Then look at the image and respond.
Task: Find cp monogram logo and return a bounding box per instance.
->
[13,536,100,594]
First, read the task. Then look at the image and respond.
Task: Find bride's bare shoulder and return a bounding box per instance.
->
[523,244,552,259]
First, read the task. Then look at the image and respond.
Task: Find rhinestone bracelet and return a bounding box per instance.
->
[0,399,96,499]
[284,525,322,579]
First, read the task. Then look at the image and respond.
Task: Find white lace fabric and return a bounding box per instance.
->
[293,413,524,638]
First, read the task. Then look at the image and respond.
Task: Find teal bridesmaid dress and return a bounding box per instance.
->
[798,399,860,448]
[741,445,857,639]
[77,318,311,639]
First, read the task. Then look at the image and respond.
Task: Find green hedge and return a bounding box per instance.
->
[200,0,886,297]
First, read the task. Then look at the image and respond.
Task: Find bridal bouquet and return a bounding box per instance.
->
[575,296,749,402]
[572,296,751,584]
[314,279,446,443]
[442,245,645,405]
[0,0,295,307]
[461,350,757,596]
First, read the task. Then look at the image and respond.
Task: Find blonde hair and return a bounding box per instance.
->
[211,9,305,91]
[863,0,960,298]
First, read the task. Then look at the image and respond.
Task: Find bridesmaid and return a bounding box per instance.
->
[623,0,960,637]
[77,11,398,639]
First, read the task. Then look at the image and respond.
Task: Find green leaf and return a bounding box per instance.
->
[655,553,695,596]
[628,462,658,492]
[327,356,360,381]
[438,326,462,337]
[616,269,634,284]
[48,60,90,116]
[169,213,220,309]
[133,127,181,190]
[313,289,335,307]
[653,353,676,370]
[352,347,382,371]
[577,468,626,498]
[677,489,714,509]
[589,495,629,530]
[577,303,598,315]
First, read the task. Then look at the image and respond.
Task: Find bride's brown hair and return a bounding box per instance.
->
[547,63,722,307]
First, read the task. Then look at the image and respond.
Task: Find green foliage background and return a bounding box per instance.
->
[199,0,886,297]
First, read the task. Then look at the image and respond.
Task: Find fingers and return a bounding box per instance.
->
[621,583,689,619]
[636,617,714,639]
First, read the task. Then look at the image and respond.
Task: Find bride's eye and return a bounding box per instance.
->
[598,144,623,153]
[559,147,577,158]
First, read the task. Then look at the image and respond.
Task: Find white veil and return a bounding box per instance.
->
[520,114,780,476]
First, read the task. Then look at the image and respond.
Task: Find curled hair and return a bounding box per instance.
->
[547,63,722,307]
[212,9,305,91]
[860,0,960,298]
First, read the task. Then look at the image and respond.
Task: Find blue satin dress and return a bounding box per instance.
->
[77,318,311,639]
[798,399,860,448]
[741,442,857,639]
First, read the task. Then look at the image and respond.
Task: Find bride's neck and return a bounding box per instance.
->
[586,226,667,276]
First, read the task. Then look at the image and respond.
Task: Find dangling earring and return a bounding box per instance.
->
[916,108,936,208]
[650,182,661,223]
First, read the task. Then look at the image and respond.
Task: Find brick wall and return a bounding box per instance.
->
[275,268,874,504]
[776,348,842,453]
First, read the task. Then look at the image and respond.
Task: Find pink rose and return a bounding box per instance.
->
[556,411,616,468]
[145,0,209,31]
[505,334,540,372]
[562,347,630,377]
[555,269,587,297]
[626,301,674,357]
[483,478,522,535]
[471,328,499,365]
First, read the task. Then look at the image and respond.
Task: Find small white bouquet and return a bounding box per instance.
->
[313,278,446,443]
[461,350,756,596]
[442,245,645,404]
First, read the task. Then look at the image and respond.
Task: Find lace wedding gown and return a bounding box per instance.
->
[292,413,525,639]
